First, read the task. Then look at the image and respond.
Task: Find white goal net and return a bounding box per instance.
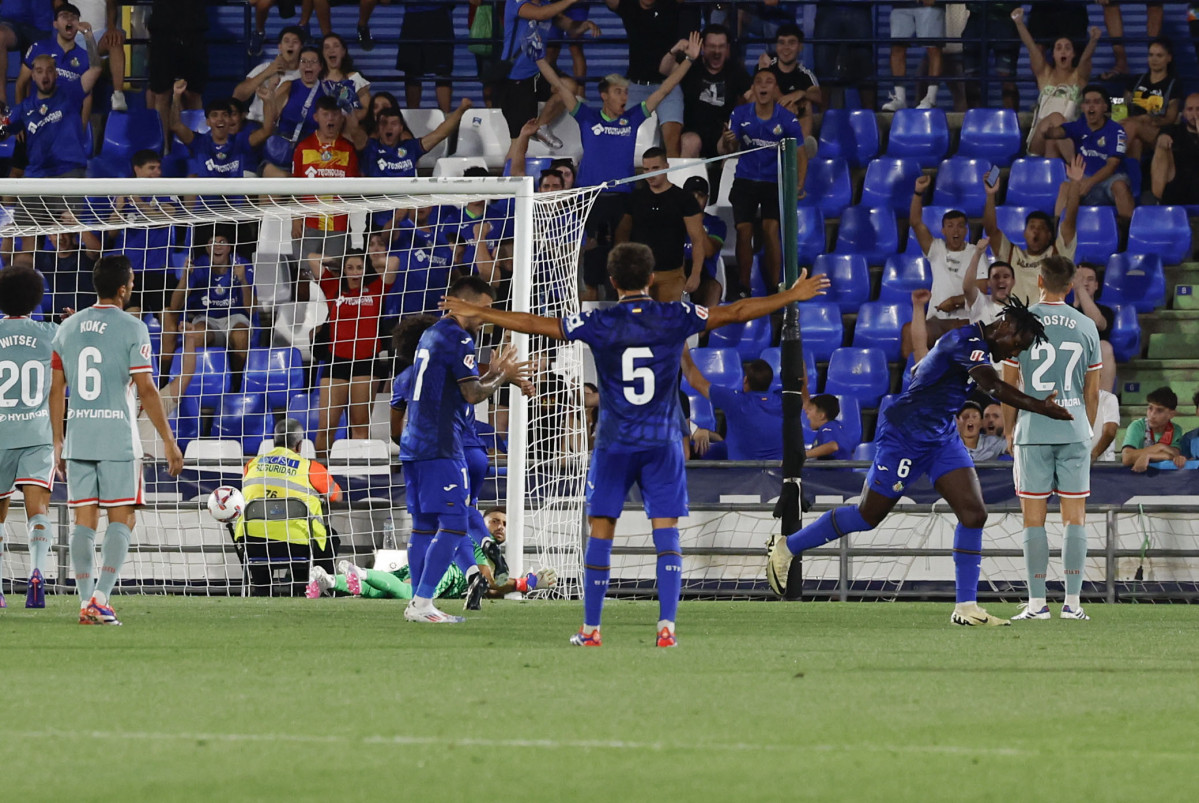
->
[0,176,597,600]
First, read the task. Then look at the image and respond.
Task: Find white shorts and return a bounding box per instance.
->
[890,7,946,41]
[188,313,252,345]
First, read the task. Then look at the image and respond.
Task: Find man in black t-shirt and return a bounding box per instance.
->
[674,24,750,159]
[615,147,707,302]
[1151,92,1199,205]
[751,22,820,138]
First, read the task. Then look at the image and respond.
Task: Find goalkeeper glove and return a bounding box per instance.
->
[514,568,558,593]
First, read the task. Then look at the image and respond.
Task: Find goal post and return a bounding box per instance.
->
[0,175,598,599]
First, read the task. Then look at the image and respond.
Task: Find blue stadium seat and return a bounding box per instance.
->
[904,204,951,254]
[833,205,899,265]
[170,394,203,450]
[885,109,950,168]
[798,302,844,362]
[956,108,1021,167]
[1108,304,1142,362]
[285,389,347,443]
[169,348,229,408]
[95,109,163,165]
[817,109,879,168]
[706,317,744,351]
[852,301,913,362]
[708,316,773,362]
[796,205,826,265]
[1127,205,1191,266]
[689,347,743,389]
[812,254,871,315]
[1102,253,1166,313]
[244,347,305,409]
[932,157,989,217]
[852,441,877,461]
[759,346,817,392]
[1005,158,1066,214]
[860,157,925,213]
[825,347,889,408]
[832,395,862,451]
[212,393,273,455]
[685,390,717,431]
[879,255,932,303]
[800,158,853,216]
[994,205,1036,249]
[1074,206,1119,265]
[503,156,551,177]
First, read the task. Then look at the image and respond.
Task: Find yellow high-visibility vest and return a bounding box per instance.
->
[234,447,328,550]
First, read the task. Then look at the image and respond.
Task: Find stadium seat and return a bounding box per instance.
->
[759,346,817,392]
[169,348,229,409]
[212,393,273,455]
[1127,205,1191,266]
[432,156,489,177]
[798,302,844,362]
[706,317,745,351]
[799,158,853,216]
[879,254,932,303]
[833,205,899,265]
[796,205,826,265]
[994,205,1036,249]
[852,441,877,461]
[454,108,510,169]
[860,157,925,213]
[256,437,317,459]
[824,347,889,408]
[665,158,708,191]
[689,347,743,389]
[88,109,164,176]
[956,108,1021,167]
[1074,206,1119,265]
[852,301,913,362]
[633,112,662,164]
[243,347,305,410]
[884,109,950,168]
[1102,252,1166,313]
[1108,304,1142,362]
[685,390,717,430]
[812,254,871,315]
[525,111,583,164]
[1005,158,1066,214]
[904,205,951,254]
[832,395,862,451]
[931,157,989,217]
[170,394,202,449]
[734,316,773,361]
[182,438,245,472]
[328,439,392,477]
[817,109,879,167]
[400,108,447,169]
[285,390,347,444]
[503,156,552,178]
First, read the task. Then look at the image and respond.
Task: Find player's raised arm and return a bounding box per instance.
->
[680,345,712,398]
[704,269,829,330]
[439,296,566,340]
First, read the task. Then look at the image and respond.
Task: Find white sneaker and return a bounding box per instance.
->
[915,95,937,110]
[1060,605,1091,620]
[305,566,333,599]
[403,600,465,624]
[111,90,127,112]
[765,534,794,597]
[1011,603,1051,621]
[881,91,907,112]
[337,560,363,596]
[950,603,1010,627]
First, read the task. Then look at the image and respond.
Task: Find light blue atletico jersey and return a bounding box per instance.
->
[398,317,480,462]
[1006,301,1101,445]
[0,316,58,449]
[730,102,803,183]
[560,296,710,452]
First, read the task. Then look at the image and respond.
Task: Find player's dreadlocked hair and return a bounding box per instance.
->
[998,294,1048,347]
[391,314,439,369]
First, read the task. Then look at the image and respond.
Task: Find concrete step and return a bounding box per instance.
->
[1118,362,1199,405]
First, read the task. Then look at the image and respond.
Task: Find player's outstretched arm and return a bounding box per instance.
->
[704,269,829,330]
[970,365,1073,421]
[680,345,712,398]
[459,344,536,405]
[133,373,185,476]
[439,297,566,340]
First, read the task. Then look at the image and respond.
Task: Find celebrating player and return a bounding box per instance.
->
[441,242,830,647]
[0,267,58,609]
[49,255,185,625]
[400,277,534,624]
[1003,257,1102,621]
[767,298,1073,626]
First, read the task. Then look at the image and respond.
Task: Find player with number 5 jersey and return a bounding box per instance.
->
[441,242,830,647]
[50,255,184,626]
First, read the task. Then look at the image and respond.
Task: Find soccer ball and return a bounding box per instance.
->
[207,486,245,523]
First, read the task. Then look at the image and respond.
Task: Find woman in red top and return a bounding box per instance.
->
[301,250,397,458]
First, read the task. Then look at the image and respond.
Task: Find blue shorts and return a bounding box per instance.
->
[402,458,471,528]
[586,444,688,519]
[864,425,974,499]
[465,446,489,506]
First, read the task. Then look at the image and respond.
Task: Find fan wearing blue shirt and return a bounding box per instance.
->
[441,242,830,647]
[719,68,805,299]
[803,393,853,460]
[681,353,783,461]
[169,79,276,179]
[16,4,91,103]
[1044,85,1135,222]
[16,52,99,178]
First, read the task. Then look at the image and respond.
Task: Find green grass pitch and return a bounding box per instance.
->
[3,597,1197,802]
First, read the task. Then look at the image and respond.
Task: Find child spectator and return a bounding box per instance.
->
[1013,7,1100,158]
[908,174,976,351]
[1122,386,1188,471]
[881,1,945,111]
[753,22,820,137]
[1044,85,1135,224]
[1151,92,1199,204]
[957,400,1007,461]
[805,393,852,460]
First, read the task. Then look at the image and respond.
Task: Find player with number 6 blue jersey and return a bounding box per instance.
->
[441,242,830,648]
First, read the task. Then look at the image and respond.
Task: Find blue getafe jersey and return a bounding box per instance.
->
[18,80,88,177]
[572,101,650,191]
[385,236,454,319]
[709,384,782,460]
[189,131,256,178]
[882,325,994,444]
[399,317,480,461]
[184,260,254,318]
[24,38,90,82]
[730,103,803,183]
[561,296,709,452]
[813,419,853,460]
[392,363,487,450]
[361,136,426,178]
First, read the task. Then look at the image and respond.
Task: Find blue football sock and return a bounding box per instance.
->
[953,524,984,604]
[27,514,52,574]
[786,506,871,554]
[405,513,438,591]
[466,507,489,549]
[1023,526,1049,600]
[95,522,133,600]
[452,534,477,577]
[653,527,682,625]
[69,525,97,603]
[416,515,467,600]
[582,537,613,628]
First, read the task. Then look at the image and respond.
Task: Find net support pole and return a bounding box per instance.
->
[504,176,536,584]
[776,137,807,599]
